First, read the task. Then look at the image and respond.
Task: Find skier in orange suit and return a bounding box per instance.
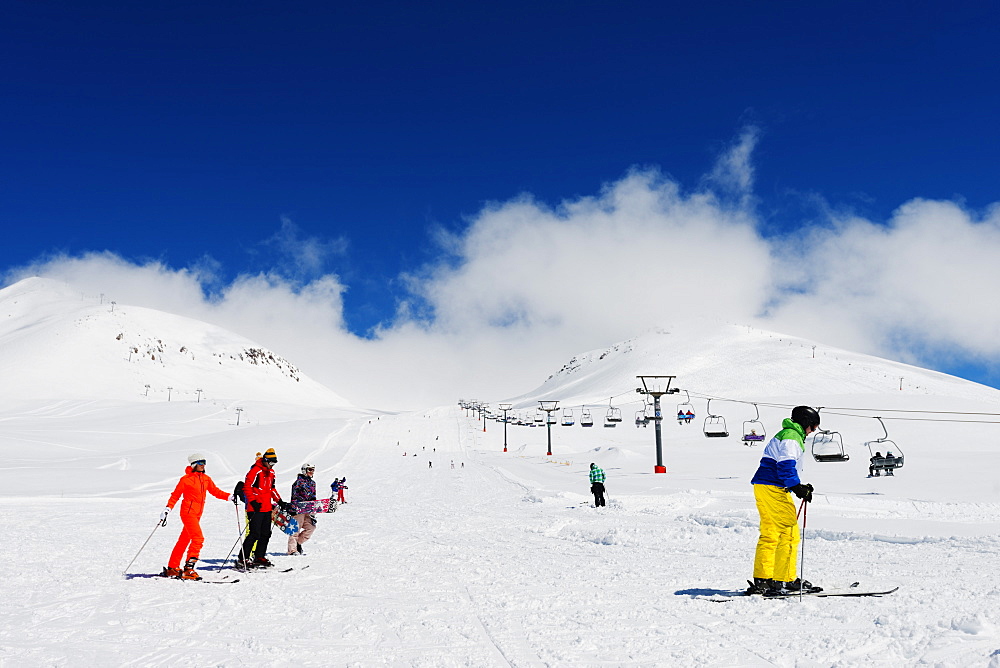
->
[159,453,234,580]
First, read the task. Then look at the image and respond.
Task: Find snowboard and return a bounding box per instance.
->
[271,506,300,535]
[296,498,338,514]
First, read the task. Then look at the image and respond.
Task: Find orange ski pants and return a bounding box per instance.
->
[169,514,205,568]
[752,483,800,582]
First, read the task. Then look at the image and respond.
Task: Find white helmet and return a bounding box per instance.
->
[301,462,316,473]
[188,453,207,464]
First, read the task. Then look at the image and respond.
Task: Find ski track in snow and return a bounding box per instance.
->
[3,407,1000,667]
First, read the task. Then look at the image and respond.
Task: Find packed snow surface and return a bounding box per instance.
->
[3,279,1000,666]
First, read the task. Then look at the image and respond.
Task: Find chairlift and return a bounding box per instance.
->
[703,399,729,438]
[635,409,648,427]
[534,409,544,423]
[604,398,622,428]
[742,403,766,446]
[580,408,594,427]
[561,408,575,426]
[865,417,904,476]
[676,391,695,425]
[810,428,850,462]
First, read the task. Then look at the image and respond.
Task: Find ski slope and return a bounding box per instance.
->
[3,280,1000,666]
[4,400,1000,667]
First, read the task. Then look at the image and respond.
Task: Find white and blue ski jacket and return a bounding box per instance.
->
[750,418,806,489]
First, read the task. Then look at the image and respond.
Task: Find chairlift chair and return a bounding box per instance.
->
[742,403,766,446]
[865,417,904,475]
[635,409,647,427]
[561,408,574,426]
[703,399,729,438]
[676,390,695,425]
[810,428,850,462]
[534,410,544,423]
[580,408,594,427]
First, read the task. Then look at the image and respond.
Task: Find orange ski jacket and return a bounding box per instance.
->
[244,459,282,512]
[167,466,230,520]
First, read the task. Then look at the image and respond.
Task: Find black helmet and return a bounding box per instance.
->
[791,405,821,429]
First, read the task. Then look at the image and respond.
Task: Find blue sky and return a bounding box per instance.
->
[2,0,999,403]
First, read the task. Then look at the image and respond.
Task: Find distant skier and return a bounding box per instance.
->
[884,451,896,476]
[869,452,883,477]
[331,477,347,503]
[589,463,606,507]
[287,463,318,555]
[160,453,234,580]
[747,406,821,596]
[238,448,292,570]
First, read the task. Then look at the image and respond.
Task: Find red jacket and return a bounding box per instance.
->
[244,460,282,512]
[167,466,229,520]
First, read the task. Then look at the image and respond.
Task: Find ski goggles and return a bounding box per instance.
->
[191,460,207,466]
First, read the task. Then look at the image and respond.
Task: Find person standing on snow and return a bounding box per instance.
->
[287,463,318,555]
[589,463,606,507]
[334,477,348,503]
[747,406,822,596]
[160,453,235,580]
[238,448,292,569]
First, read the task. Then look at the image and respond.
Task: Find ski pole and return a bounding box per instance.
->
[220,504,248,571]
[122,516,166,577]
[798,498,808,601]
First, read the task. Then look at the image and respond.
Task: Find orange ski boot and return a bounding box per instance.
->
[180,558,201,580]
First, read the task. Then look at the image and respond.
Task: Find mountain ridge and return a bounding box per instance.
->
[0,277,353,407]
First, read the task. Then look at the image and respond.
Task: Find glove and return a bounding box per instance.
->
[159,506,171,524]
[280,501,294,513]
[789,483,814,502]
[228,493,237,504]
[249,500,262,512]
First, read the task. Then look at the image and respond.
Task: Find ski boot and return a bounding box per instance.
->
[180,558,201,580]
[161,566,182,578]
[296,544,303,555]
[233,557,255,571]
[782,578,822,593]
[746,578,777,595]
[253,556,275,569]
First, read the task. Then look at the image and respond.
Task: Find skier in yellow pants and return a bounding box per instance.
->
[748,406,821,596]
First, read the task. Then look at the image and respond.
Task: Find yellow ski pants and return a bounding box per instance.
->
[753,483,800,582]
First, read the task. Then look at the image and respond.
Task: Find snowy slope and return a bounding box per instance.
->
[512,323,996,408]
[0,277,353,408]
[3,305,1000,665]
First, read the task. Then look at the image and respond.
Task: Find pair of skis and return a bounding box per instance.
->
[231,563,310,575]
[152,572,240,585]
[698,582,898,602]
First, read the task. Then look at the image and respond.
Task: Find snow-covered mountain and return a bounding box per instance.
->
[0,277,353,408]
[510,323,996,408]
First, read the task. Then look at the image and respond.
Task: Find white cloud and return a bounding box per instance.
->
[6,132,1000,407]
[263,216,349,278]
[765,198,1000,368]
